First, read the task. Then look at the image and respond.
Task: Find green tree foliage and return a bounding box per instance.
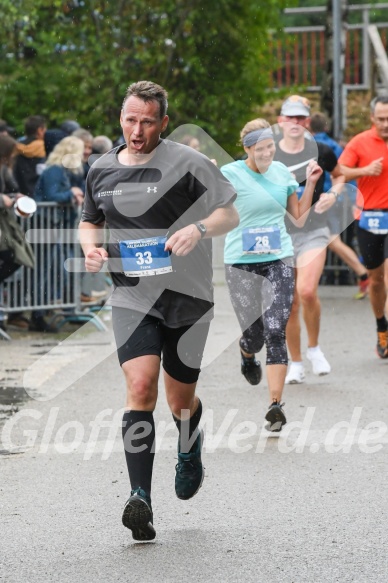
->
[0,0,287,154]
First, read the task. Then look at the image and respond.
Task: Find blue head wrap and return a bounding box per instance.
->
[242,127,274,147]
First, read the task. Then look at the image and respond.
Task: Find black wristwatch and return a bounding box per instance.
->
[195,222,207,238]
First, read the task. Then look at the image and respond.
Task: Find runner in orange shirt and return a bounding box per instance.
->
[339,95,388,358]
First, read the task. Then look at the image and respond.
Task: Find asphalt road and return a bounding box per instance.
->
[1,285,387,582]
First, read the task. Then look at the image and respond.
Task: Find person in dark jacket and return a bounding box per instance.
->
[14,115,47,197]
[43,119,80,157]
[0,135,29,332]
[0,135,22,284]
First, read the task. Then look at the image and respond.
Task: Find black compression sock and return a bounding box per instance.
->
[122,410,155,499]
[173,398,202,454]
[376,317,388,333]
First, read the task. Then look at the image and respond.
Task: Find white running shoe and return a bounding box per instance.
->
[285,362,305,384]
[306,346,331,376]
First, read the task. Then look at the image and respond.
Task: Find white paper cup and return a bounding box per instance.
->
[14,197,37,218]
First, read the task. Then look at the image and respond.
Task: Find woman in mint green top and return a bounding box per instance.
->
[221,118,322,432]
[223,158,298,264]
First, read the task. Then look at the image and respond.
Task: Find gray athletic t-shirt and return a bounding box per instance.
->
[82,139,236,326]
[274,140,338,232]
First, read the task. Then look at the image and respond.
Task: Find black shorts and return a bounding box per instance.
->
[357,222,388,270]
[112,307,210,384]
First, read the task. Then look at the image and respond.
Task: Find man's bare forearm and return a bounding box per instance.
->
[198,203,239,238]
[79,221,105,256]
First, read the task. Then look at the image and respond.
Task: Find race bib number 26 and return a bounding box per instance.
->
[119,236,172,277]
[242,225,282,255]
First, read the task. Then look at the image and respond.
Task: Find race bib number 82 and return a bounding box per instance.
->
[359,211,388,235]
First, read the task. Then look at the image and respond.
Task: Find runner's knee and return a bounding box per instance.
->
[125,376,157,409]
[298,285,318,305]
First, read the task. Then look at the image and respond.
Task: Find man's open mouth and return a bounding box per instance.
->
[132,139,144,150]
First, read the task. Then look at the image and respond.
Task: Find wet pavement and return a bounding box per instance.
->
[1,285,388,582]
[0,333,62,453]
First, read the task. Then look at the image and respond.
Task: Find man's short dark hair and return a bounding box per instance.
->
[122,80,168,119]
[309,112,328,134]
[370,95,388,112]
[24,115,47,137]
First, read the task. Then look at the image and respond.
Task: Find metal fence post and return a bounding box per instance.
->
[362,7,371,87]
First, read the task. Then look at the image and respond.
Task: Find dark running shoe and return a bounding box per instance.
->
[241,351,262,385]
[265,401,287,433]
[175,429,204,500]
[122,488,156,541]
[376,331,388,359]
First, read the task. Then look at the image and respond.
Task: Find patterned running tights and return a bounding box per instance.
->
[224,258,295,365]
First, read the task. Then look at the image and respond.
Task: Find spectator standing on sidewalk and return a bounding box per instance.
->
[31,136,85,332]
[0,138,20,288]
[339,95,388,358]
[72,128,93,181]
[79,80,239,541]
[0,136,24,285]
[14,115,47,198]
[274,95,345,384]
[0,135,35,332]
[71,129,101,302]
[92,135,113,155]
[44,119,80,157]
[8,116,47,330]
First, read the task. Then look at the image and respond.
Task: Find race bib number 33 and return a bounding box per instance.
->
[242,225,282,255]
[119,236,172,277]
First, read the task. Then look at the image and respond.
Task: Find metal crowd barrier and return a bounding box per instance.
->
[0,200,358,340]
[0,202,107,340]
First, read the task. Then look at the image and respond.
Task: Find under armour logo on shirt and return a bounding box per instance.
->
[147,187,158,193]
